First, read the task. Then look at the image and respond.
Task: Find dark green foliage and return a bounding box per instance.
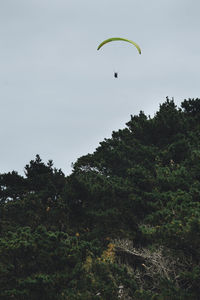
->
[0,226,136,299]
[0,171,27,203]
[0,98,200,299]
[24,154,66,200]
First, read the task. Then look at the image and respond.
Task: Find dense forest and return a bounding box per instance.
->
[0,98,200,299]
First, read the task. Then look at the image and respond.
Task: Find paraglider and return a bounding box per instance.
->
[97,37,141,54]
[97,37,141,78]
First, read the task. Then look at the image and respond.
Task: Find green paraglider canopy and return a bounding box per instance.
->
[97,37,141,54]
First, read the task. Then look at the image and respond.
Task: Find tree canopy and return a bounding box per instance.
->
[0,98,200,299]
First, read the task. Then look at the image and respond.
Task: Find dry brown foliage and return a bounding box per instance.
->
[112,238,192,293]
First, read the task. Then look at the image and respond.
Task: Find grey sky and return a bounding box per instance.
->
[0,0,200,175]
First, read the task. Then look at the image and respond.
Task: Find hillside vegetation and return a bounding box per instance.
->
[0,98,200,299]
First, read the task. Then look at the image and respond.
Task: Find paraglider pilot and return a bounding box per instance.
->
[114,72,118,78]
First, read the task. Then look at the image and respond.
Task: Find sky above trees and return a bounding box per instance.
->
[0,0,200,175]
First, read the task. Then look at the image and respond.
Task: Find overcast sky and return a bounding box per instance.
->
[0,0,200,175]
